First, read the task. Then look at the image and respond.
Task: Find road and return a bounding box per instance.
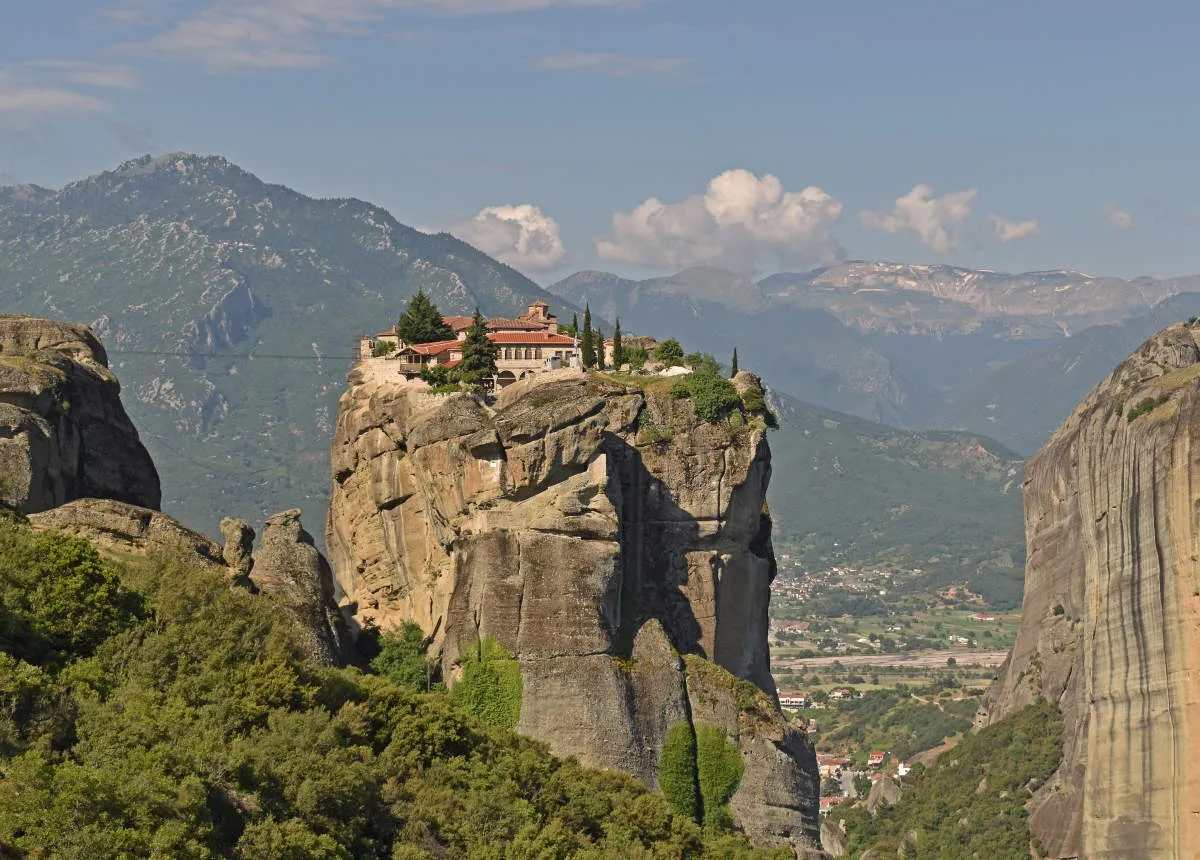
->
[776,649,1010,670]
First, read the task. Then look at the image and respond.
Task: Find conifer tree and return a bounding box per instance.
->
[595,327,606,369]
[571,313,579,336]
[396,289,454,345]
[612,319,623,368]
[730,347,739,377]
[581,305,594,369]
[457,308,498,384]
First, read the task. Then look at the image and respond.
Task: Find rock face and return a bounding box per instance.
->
[327,365,820,850]
[977,322,1200,859]
[0,315,160,513]
[28,498,226,568]
[252,509,350,667]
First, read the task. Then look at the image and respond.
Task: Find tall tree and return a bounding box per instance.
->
[396,289,454,344]
[571,313,579,336]
[457,308,498,384]
[730,347,739,377]
[612,319,623,368]
[595,327,606,370]
[581,304,595,369]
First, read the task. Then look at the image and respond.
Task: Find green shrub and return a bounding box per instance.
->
[684,352,721,375]
[372,340,396,357]
[695,724,743,832]
[655,339,684,365]
[622,347,649,369]
[369,622,441,692]
[671,371,741,423]
[1127,393,1170,422]
[739,385,779,429]
[659,721,700,823]
[450,636,522,730]
[1053,604,1065,616]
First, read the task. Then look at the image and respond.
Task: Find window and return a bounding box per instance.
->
[535,348,542,359]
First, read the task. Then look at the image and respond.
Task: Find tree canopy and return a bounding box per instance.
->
[457,308,499,384]
[397,289,454,345]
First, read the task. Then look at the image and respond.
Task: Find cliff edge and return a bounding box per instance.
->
[327,364,821,851]
[977,322,1200,859]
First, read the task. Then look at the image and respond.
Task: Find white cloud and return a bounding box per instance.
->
[0,74,107,119]
[861,184,977,253]
[24,61,144,90]
[123,0,645,72]
[453,204,567,273]
[596,169,844,271]
[537,52,690,77]
[1102,203,1133,230]
[988,214,1038,243]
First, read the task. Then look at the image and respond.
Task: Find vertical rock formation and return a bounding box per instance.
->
[978,322,1200,859]
[0,315,160,512]
[251,509,350,667]
[327,366,820,851]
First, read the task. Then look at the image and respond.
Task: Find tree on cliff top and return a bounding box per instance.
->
[397,289,454,344]
[456,308,498,384]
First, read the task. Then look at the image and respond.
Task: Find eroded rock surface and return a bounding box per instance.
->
[0,315,160,513]
[327,367,819,850]
[252,509,350,667]
[977,322,1200,859]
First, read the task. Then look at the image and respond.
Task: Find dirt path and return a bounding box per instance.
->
[776,649,1010,669]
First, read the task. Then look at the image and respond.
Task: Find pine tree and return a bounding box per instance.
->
[397,289,454,345]
[730,347,739,377]
[581,305,594,369]
[612,319,623,368]
[457,308,498,385]
[571,313,579,336]
[595,327,606,369]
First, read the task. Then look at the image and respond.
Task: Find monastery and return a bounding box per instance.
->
[359,301,583,388]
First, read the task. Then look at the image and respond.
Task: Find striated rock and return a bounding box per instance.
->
[326,367,817,849]
[977,321,1200,858]
[28,498,225,568]
[820,817,847,857]
[0,315,159,513]
[252,509,349,667]
[220,516,255,588]
[865,777,901,816]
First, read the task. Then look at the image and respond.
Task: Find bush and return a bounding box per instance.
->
[1127,393,1170,422]
[655,339,684,365]
[372,340,396,357]
[369,622,441,692]
[450,636,522,730]
[671,371,741,423]
[684,352,721,375]
[659,721,700,823]
[695,724,743,831]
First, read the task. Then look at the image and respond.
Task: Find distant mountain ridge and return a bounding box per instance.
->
[0,153,573,535]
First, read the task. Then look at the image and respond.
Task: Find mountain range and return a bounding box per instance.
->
[4,153,1187,601]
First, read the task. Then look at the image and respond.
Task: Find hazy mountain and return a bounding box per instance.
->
[0,153,573,536]
[768,391,1026,608]
[552,264,1198,451]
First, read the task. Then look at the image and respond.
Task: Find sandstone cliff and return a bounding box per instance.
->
[977,322,1200,859]
[327,365,820,851]
[0,315,160,513]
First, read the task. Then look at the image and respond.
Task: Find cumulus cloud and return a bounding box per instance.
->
[537,52,690,77]
[123,0,645,72]
[860,184,977,253]
[988,214,1038,243]
[0,73,107,119]
[596,169,844,272]
[1102,203,1133,230]
[453,204,567,273]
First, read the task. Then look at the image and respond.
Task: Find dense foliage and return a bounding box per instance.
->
[671,370,742,423]
[456,308,499,385]
[367,622,442,693]
[654,339,684,366]
[397,289,454,345]
[695,725,744,832]
[0,516,782,858]
[835,702,1063,858]
[823,688,974,763]
[659,722,700,823]
[581,305,595,369]
[449,636,522,731]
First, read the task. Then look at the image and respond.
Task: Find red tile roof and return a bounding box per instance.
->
[443,315,474,331]
[486,318,544,330]
[488,332,578,345]
[402,340,459,356]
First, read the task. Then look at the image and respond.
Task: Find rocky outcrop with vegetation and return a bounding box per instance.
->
[977,321,1200,858]
[0,315,159,513]
[327,365,821,851]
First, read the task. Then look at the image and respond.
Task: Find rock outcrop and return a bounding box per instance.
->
[28,497,226,568]
[327,366,820,850]
[252,509,350,667]
[0,315,160,513]
[977,322,1200,858]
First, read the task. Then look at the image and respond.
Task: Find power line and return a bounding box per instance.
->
[110,349,359,361]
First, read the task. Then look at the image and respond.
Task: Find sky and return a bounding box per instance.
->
[3,0,1200,283]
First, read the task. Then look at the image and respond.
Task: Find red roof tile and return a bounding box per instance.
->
[443,315,474,331]
[488,332,578,345]
[402,340,459,356]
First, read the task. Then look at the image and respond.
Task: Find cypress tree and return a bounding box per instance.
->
[457,308,498,385]
[612,319,623,368]
[581,305,594,369]
[396,289,454,345]
[595,327,606,369]
[571,313,579,336]
[730,347,739,377]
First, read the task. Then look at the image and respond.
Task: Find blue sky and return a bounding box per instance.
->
[2,0,1199,282]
